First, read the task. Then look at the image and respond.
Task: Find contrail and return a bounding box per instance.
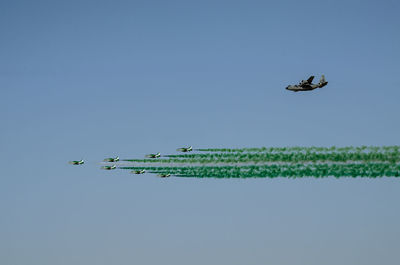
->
[125,148,400,164]
[120,163,400,178]
[118,146,400,178]
[195,146,400,153]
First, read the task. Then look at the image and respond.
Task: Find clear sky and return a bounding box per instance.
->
[1,0,400,264]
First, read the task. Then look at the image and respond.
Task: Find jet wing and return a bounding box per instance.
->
[307,76,315,83]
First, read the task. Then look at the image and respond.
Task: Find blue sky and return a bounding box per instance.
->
[1,0,400,264]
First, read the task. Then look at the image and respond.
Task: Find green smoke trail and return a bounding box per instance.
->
[121,163,400,178]
[119,146,400,178]
[127,150,400,164]
[196,146,400,153]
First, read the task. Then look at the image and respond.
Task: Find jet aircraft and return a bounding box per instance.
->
[102,165,117,170]
[131,169,146,174]
[69,160,84,165]
[177,146,193,152]
[104,156,119,162]
[146,153,161,158]
[286,75,328,92]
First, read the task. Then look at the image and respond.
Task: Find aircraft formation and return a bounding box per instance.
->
[69,146,194,177]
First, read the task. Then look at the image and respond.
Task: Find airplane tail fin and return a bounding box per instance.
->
[318,75,328,88]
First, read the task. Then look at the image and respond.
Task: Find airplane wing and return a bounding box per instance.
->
[307,76,315,83]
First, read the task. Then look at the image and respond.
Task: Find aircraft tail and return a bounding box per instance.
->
[318,75,328,88]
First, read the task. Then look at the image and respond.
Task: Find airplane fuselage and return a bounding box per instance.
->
[286,84,319,92]
[147,153,161,158]
[70,160,84,165]
[102,165,116,170]
[132,170,145,174]
[285,75,328,92]
[104,157,119,162]
[177,146,192,152]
